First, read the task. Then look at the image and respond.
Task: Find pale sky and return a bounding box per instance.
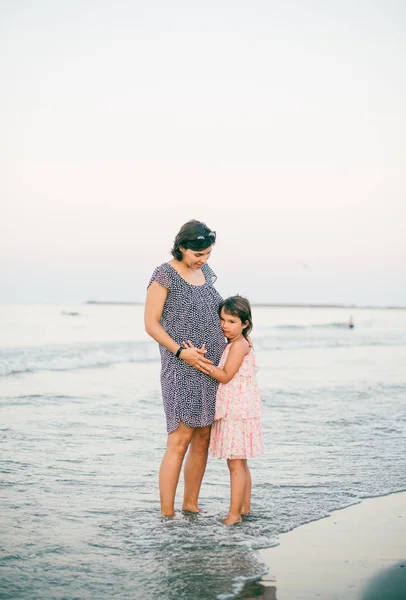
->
[1,0,405,305]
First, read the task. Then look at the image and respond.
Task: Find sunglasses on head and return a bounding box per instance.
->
[196,231,216,242]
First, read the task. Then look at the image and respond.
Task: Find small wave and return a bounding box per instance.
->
[0,341,159,377]
[273,321,351,329]
[253,335,404,352]
[0,394,88,406]
[1,331,404,376]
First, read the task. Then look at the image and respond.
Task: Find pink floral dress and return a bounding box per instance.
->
[209,343,264,460]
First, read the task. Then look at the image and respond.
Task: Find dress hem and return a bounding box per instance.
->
[167,417,215,435]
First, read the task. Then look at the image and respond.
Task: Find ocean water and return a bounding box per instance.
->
[1,304,406,600]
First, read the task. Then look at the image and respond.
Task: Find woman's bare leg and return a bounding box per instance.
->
[159,422,194,517]
[241,460,251,515]
[223,458,246,525]
[182,426,211,512]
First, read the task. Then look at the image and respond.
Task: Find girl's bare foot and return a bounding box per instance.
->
[222,513,242,526]
[161,512,175,519]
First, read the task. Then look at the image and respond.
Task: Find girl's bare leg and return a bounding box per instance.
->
[241,460,251,515]
[224,458,246,525]
[182,426,211,512]
[159,422,194,517]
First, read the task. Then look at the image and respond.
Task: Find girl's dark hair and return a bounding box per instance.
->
[171,220,216,261]
[219,295,253,340]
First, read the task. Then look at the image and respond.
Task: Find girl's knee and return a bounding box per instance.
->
[227,459,244,471]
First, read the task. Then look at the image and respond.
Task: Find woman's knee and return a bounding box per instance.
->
[167,436,190,457]
[191,427,211,453]
[167,425,193,456]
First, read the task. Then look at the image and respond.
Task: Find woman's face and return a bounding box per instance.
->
[179,246,212,270]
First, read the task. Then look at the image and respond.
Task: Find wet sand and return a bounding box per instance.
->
[239,491,406,600]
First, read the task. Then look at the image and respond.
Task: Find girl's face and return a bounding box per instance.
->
[219,307,248,341]
[179,246,212,270]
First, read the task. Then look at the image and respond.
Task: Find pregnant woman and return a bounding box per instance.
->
[145,220,226,517]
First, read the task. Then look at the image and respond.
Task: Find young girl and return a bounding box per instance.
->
[183,295,263,525]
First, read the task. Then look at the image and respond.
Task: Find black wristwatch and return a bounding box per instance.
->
[175,346,183,358]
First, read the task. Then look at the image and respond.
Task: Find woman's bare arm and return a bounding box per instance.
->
[144,281,213,373]
[145,281,178,353]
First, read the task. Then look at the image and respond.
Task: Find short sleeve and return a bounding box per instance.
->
[203,263,217,284]
[148,264,171,290]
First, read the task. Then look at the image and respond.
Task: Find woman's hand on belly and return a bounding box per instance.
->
[180,344,213,374]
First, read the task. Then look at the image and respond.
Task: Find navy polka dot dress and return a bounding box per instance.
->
[148,262,226,434]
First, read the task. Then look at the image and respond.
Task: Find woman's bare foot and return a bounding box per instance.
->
[182,504,202,513]
[222,513,242,526]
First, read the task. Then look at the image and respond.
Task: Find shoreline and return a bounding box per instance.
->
[239,491,406,599]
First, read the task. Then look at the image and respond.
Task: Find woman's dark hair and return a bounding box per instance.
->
[171,220,216,261]
[219,295,253,340]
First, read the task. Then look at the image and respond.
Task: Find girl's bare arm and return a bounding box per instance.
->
[183,338,249,383]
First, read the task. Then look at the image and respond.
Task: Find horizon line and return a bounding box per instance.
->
[85,300,406,310]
